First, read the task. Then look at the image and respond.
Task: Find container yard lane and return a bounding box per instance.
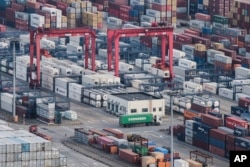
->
[6,96,232,167]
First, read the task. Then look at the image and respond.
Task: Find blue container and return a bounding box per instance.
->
[235,137,250,149]
[133,5,144,11]
[26,8,36,14]
[192,117,201,122]
[10,137,30,152]
[0,0,11,8]
[148,141,156,146]
[198,0,203,4]
[212,27,225,35]
[129,10,139,17]
[202,27,213,35]
[234,126,248,137]
[177,133,185,142]
[193,122,212,135]
[241,113,250,122]
[209,137,225,149]
[193,56,206,64]
[154,147,169,155]
[231,106,248,117]
[208,111,223,118]
[193,131,209,143]
[241,63,250,68]
[197,9,209,14]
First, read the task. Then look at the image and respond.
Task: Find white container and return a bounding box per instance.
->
[146,9,160,17]
[190,20,205,29]
[55,86,67,97]
[68,92,82,102]
[41,81,54,91]
[82,75,99,85]
[218,88,234,99]
[119,62,134,72]
[182,45,195,55]
[68,83,83,93]
[242,85,250,95]
[178,99,192,109]
[214,54,232,64]
[98,48,108,58]
[185,128,193,138]
[207,49,225,64]
[122,24,141,29]
[42,74,54,84]
[183,81,203,92]
[42,7,57,16]
[55,78,74,89]
[135,59,150,68]
[89,91,102,101]
[173,49,186,59]
[235,67,250,79]
[15,11,29,21]
[151,67,170,78]
[140,15,155,23]
[107,17,122,26]
[174,159,189,167]
[90,100,102,108]
[185,136,193,145]
[42,66,59,76]
[185,120,196,129]
[203,82,217,94]
[40,38,55,49]
[178,59,197,69]
[64,110,77,120]
[66,43,82,53]
[235,93,250,102]
[152,0,166,5]
[130,0,144,6]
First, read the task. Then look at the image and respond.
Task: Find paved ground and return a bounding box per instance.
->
[3,92,234,167]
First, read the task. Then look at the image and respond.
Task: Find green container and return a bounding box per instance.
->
[212,15,229,24]
[133,145,148,156]
[54,111,62,124]
[119,113,153,126]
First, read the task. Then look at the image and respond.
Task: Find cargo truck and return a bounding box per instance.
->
[119,113,161,127]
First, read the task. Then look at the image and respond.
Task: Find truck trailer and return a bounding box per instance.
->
[119,113,161,127]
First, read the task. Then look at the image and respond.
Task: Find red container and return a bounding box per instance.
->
[108,8,119,17]
[16,105,27,116]
[193,138,209,151]
[5,8,16,22]
[152,3,167,12]
[175,34,192,43]
[119,5,131,13]
[96,136,114,146]
[56,2,69,15]
[119,149,139,164]
[214,61,232,71]
[11,2,25,12]
[211,34,230,42]
[109,0,128,5]
[173,41,184,50]
[173,125,185,136]
[194,50,206,57]
[225,117,248,129]
[92,3,104,11]
[26,1,41,9]
[226,134,236,144]
[103,128,124,139]
[201,114,223,128]
[184,29,201,36]
[177,0,187,6]
[184,109,202,120]
[89,129,107,136]
[219,48,237,59]
[234,146,249,151]
[195,13,211,21]
[210,129,228,141]
[0,24,6,32]
[191,103,211,114]
[37,0,48,3]
[209,145,225,157]
[238,97,250,109]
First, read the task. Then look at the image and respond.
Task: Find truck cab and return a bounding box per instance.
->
[154,115,162,125]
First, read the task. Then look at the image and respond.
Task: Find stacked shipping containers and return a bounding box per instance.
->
[0,124,68,167]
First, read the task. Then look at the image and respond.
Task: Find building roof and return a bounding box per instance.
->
[112,92,160,101]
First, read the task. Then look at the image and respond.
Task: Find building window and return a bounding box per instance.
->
[142,108,148,112]
[153,107,156,112]
[131,109,137,113]
[108,103,111,110]
[159,107,162,112]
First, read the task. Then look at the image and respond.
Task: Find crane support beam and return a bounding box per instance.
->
[29,28,96,88]
[107,27,174,79]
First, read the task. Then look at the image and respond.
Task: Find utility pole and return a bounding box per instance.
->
[12,42,16,122]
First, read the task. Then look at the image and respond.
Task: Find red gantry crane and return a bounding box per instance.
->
[107,27,174,80]
[29,27,96,88]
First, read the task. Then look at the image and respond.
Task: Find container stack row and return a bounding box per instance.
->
[0,124,67,167]
[174,111,250,159]
[73,127,204,167]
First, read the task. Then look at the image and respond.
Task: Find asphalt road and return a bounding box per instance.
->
[6,93,233,167]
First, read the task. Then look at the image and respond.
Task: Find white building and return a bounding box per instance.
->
[106,92,165,117]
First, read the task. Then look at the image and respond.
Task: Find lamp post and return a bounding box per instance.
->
[12,42,16,121]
